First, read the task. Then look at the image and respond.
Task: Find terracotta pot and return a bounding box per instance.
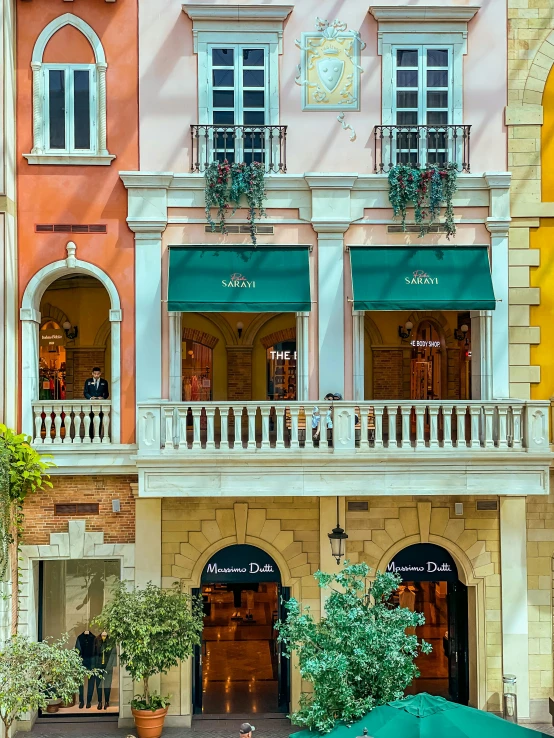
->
[131,707,168,738]
[46,699,61,714]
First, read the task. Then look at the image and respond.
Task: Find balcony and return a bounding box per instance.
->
[32,401,112,445]
[373,124,471,173]
[190,124,287,173]
[138,400,548,455]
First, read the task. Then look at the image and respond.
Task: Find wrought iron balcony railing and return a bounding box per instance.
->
[373,124,471,173]
[190,124,287,174]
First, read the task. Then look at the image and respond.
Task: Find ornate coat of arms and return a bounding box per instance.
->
[296,18,365,111]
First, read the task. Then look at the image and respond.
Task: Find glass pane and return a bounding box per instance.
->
[427,49,449,67]
[243,90,264,108]
[212,48,234,66]
[396,91,418,108]
[213,69,234,87]
[397,49,418,67]
[182,342,213,401]
[73,70,90,150]
[48,69,66,150]
[244,132,263,149]
[267,342,297,401]
[398,151,418,166]
[427,70,448,88]
[243,110,265,125]
[428,151,447,165]
[427,110,448,125]
[244,150,264,165]
[397,70,418,87]
[243,69,265,87]
[215,131,235,149]
[427,132,447,149]
[243,48,264,66]
[213,110,235,125]
[427,91,448,108]
[41,559,121,715]
[213,89,234,108]
[397,111,418,125]
[216,150,235,163]
[398,131,420,149]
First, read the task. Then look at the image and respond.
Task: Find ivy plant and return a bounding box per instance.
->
[0,635,98,732]
[94,581,203,710]
[276,562,432,733]
[388,163,458,238]
[0,424,54,634]
[205,160,232,234]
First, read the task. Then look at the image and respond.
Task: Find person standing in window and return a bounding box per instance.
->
[83,367,109,399]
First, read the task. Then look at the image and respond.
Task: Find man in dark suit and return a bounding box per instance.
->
[84,367,109,400]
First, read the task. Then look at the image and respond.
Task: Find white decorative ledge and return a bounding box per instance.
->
[369,6,480,22]
[182,3,294,21]
[23,153,116,166]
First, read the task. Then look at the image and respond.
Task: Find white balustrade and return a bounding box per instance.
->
[135,400,550,454]
[32,402,112,444]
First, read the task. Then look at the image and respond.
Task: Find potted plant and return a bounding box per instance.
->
[94,581,203,738]
[0,635,97,733]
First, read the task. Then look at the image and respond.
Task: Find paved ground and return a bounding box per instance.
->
[14,718,554,738]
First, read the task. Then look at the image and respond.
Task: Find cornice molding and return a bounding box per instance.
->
[24,154,115,166]
[483,172,512,189]
[182,3,294,22]
[369,6,479,22]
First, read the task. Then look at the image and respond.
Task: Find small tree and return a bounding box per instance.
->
[0,424,54,634]
[0,636,96,733]
[276,562,432,733]
[94,581,203,710]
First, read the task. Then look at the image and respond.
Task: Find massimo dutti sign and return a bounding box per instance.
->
[387,543,458,582]
[201,544,281,583]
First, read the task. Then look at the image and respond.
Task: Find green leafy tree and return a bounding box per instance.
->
[276,562,432,733]
[94,581,203,710]
[0,424,54,634]
[0,636,97,732]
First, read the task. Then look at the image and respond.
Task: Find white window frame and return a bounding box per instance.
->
[43,63,97,155]
[23,13,115,166]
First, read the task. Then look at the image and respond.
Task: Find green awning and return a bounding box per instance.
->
[350,246,496,311]
[168,246,311,312]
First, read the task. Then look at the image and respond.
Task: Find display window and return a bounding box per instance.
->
[410,321,442,400]
[39,559,121,716]
[182,340,213,402]
[39,321,67,401]
[267,341,296,401]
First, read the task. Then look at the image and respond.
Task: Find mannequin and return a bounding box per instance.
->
[75,628,98,709]
[95,631,117,710]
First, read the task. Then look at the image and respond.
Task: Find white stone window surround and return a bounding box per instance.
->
[18,520,135,726]
[20,242,123,443]
[182,4,294,127]
[369,6,480,127]
[23,12,115,166]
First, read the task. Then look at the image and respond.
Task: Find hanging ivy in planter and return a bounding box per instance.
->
[204,160,267,245]
[388,163,458,238]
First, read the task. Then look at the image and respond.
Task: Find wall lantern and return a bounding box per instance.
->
[62,321,78,340]
[398,320,413,341]
[454,323,469,343]
[328,497,348,565]
[236,321,244,339]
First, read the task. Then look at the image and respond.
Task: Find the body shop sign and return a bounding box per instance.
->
[387,543,458,582]
[201,544,281,583]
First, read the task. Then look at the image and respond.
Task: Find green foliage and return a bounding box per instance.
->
[204,160,267,244]
[94,581,203,708]
[388,164,458,238]
[0,635,97,730]
[131,693,171,712]
[276,562,432,733]
[0,424,54,581]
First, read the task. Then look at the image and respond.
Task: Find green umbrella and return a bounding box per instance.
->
[291,693,550,738]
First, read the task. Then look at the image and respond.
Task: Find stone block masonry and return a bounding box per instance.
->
[23,475,137,545]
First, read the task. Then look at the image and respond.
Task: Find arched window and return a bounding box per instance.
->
[24,14,114,165]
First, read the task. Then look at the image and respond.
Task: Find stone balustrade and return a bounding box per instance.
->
[32,401,112,444]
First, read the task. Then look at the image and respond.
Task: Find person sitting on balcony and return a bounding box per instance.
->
[84,367,109,400]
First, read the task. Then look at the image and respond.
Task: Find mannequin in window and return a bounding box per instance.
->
[95,630,117,710]
[75,628,98,709]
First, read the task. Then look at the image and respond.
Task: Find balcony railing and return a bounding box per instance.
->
[138,400,549,454]
[373,125,471,173]
[190,124,287,173]
[32,401,112,445]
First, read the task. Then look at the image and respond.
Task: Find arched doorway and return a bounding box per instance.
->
[193,544,290,716]
[387,543,469,704]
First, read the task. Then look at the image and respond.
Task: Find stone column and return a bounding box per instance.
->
[109,309,122,443]
[96,62,108,156]
[296,311,309,401]
[169,311,182,402]
[20,307,41,437]
[31,62,43,154]
[488,222,510,398]
[499,496,530,719]
[353,310,365,401]
[470,311,492,400]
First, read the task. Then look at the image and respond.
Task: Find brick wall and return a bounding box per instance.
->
[66,348,106,399]
[23,475,137,544]
[447,348,461,400]
[227,346,252,400]
[372,348,405,399]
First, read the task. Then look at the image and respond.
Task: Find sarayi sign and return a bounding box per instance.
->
[386,543,458,582]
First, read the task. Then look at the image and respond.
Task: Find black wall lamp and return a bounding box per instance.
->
[454,323,469,342]
[398,320,413,341]
[328,497,348,565]
[62,321,78,340]
[236,321,244,339]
